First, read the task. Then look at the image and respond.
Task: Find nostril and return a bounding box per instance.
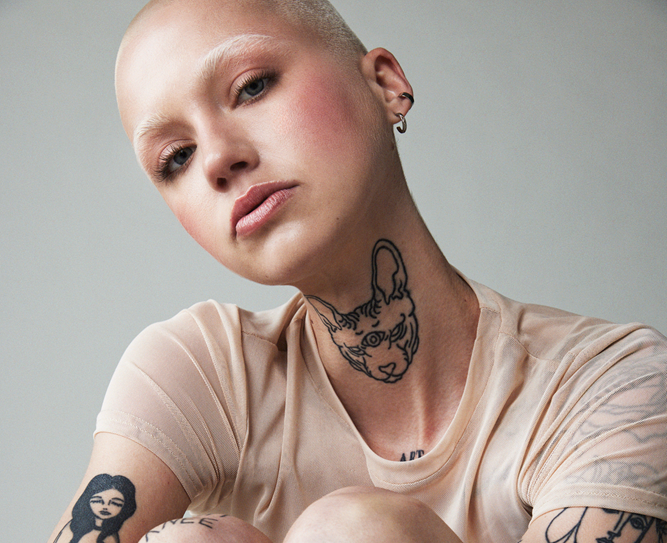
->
[230,161,248,172]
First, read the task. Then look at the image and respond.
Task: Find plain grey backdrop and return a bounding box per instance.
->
[1,0,666,540]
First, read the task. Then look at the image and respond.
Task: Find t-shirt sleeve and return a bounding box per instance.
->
[95,302,247,511]
[522,326,667,522]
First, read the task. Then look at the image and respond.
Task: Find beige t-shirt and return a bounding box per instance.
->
[96,279,667,543]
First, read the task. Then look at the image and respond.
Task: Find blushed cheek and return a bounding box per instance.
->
[284,74,366,157]
[167,196,210,251]
[175,207,199,240]
[169,195,234,267]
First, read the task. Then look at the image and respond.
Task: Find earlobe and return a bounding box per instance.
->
[361,48,414,125]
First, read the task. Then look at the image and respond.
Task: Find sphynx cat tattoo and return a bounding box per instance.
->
[307,239,419,383]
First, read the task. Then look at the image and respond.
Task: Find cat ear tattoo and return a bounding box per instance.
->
[307,239,419,383]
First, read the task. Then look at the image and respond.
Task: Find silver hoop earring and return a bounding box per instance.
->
[396,112,407,134]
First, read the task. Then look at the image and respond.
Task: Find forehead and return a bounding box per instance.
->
[116,0,313,133]
[119,1,294,77]
[130,0,287,46]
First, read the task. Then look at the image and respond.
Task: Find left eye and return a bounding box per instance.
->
[238,77,268,103]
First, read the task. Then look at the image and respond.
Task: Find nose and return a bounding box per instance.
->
[200,124,259,191]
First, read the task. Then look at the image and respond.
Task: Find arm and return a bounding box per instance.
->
[49,432,190,543]
[523,507,666,543]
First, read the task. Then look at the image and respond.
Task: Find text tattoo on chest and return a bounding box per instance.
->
[400,450,425,462]
[307,239,419,383]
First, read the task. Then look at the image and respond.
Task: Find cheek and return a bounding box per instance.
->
[281,73,374,162]
[164,190,219,254]
[173,204,201,240]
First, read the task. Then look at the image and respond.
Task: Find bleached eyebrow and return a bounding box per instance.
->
[133,112,172,151]
[132,34,282,154]
[195,34,279,83]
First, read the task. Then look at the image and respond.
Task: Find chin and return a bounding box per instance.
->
[216,239,305,288]
[215,218,348,289]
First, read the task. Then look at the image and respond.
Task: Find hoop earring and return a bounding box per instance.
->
[399,92,414,104]
[396,112,407,134]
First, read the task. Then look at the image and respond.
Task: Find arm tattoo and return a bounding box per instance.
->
[307,239,419,383]
[545,508,667,543]
[54,474,137,543]
[143,516,228,541]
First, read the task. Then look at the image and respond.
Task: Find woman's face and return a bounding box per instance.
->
[89,489,125,521]
[116,0,402,288]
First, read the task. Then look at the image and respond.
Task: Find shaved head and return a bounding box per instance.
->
[124,0,367,62]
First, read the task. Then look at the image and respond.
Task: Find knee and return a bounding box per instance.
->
[284,486,461,543]
[141,515,273,543]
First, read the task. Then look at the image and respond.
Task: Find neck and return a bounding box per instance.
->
[302,192,480,460]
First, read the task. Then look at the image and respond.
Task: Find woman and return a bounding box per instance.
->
[50,0,667,542]
[54,474,136,543]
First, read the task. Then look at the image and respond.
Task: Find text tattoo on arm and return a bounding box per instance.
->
[54,474,137,543]
[142,516,229,541]
[307,239,419,383]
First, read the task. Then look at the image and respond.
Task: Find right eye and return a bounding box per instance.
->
[157,145,195,180]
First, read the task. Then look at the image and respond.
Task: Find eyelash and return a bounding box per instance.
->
[153,69,278,183]
[233,69,278,104]
[154,143,195,183]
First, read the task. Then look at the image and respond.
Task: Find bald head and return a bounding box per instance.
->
[123,0,366,63]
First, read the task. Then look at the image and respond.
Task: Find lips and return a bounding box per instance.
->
[231,181,296,237]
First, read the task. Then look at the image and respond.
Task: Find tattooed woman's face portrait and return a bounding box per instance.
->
[588,509,656,543]
[116,0,400,287]
[89,489,125,522]
[546,507,666,543]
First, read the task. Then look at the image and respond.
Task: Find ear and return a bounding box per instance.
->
[360,48,414,126]
[372,240,408,303]
[306,296,344,333]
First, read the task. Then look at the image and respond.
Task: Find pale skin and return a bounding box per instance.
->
[48,0,665,542]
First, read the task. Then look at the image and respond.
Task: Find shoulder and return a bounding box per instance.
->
[101,292,309,431]
[469,277,667,368]
[95,293,308,508]
[120,292,307,371]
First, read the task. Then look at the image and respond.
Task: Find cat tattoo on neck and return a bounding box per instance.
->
[307,239,419,383]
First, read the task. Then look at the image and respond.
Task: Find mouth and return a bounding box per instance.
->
[231,181,297,238]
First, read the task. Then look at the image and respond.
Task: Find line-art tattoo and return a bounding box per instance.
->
[545,507,666,543]
[54,474,137,543]
[307,239,419,383]
[570,359,667,444]
[143,515,229,541]
[528,348,667,496]
[400,449,425,461]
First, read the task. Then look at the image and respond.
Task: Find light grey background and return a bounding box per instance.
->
[1,0,666,540]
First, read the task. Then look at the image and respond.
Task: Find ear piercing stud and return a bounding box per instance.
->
[395,92,414,133]
[396,112,408,134]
